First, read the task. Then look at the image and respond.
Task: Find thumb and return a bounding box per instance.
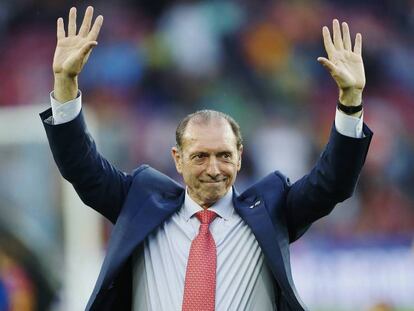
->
[77,41,98,59]
[317,57,337,74]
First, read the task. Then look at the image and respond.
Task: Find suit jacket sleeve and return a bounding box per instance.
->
[40,108,136,223]
[283,123,373,242]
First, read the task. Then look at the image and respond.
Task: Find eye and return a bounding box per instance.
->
[220,152,232,159]
[192,153,207,161]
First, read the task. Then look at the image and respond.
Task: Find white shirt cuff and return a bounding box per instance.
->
[335,108,364,138]
[50,91,82,125]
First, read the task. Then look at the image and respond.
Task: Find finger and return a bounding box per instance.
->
[354,33,362,55]
[57,18,65,40]
[317,57,338,74]
[68,7,77,36]
[87,15,104,41]
[79,6,93,37]
[332,19,344,49]
[342,22,352,51]
[322,26,335,58]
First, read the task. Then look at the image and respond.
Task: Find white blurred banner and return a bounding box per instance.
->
[292,243,414,310]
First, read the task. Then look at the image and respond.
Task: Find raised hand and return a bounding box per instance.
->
[53,6,103,102]
[317,19,365,107]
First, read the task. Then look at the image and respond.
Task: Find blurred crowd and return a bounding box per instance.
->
[1,0,414,309]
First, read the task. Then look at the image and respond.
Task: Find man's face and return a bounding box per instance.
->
[172,117,242,208]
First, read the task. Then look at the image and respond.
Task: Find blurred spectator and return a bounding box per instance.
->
[0,251,34,311]
[0,278,9,311]
[368,302,395,311]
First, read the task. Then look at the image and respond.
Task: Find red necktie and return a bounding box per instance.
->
[182,210,217,311]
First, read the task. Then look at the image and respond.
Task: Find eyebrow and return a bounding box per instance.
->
[189,150,233,157]
[216,151,233,156]
[188,151,208,158]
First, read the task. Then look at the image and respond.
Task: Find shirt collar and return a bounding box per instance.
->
[181,187,234,222]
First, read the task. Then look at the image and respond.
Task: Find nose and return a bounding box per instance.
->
[206,157,220,178]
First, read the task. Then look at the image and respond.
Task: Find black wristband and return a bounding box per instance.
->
[337,102,363,114]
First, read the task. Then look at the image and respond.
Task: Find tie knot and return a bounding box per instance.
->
[195,210,217,225]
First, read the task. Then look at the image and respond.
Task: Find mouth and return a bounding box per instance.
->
[200,179,226,184]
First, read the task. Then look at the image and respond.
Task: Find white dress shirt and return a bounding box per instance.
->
[132,188,276,311]
[50,92,364,310]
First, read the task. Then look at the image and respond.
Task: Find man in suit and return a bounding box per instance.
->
[41,6,372,311]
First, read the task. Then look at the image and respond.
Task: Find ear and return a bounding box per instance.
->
[171,146,183,174]
[237,145,243,171]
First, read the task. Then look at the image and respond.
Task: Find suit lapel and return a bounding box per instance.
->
[95,189,185,294]
[233,191,307,311]
[91,183,307,310]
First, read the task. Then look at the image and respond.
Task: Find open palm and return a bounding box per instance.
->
[53,7,103,77]
[318,19,365,91]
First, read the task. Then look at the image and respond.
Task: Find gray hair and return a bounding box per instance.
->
[175,110,243,150]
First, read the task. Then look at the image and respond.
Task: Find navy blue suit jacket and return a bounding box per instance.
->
[40,108,372,311]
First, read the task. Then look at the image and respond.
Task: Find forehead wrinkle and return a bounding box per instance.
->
[181,117,237,152]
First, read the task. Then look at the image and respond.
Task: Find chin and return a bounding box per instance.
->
[205,190,226,202]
